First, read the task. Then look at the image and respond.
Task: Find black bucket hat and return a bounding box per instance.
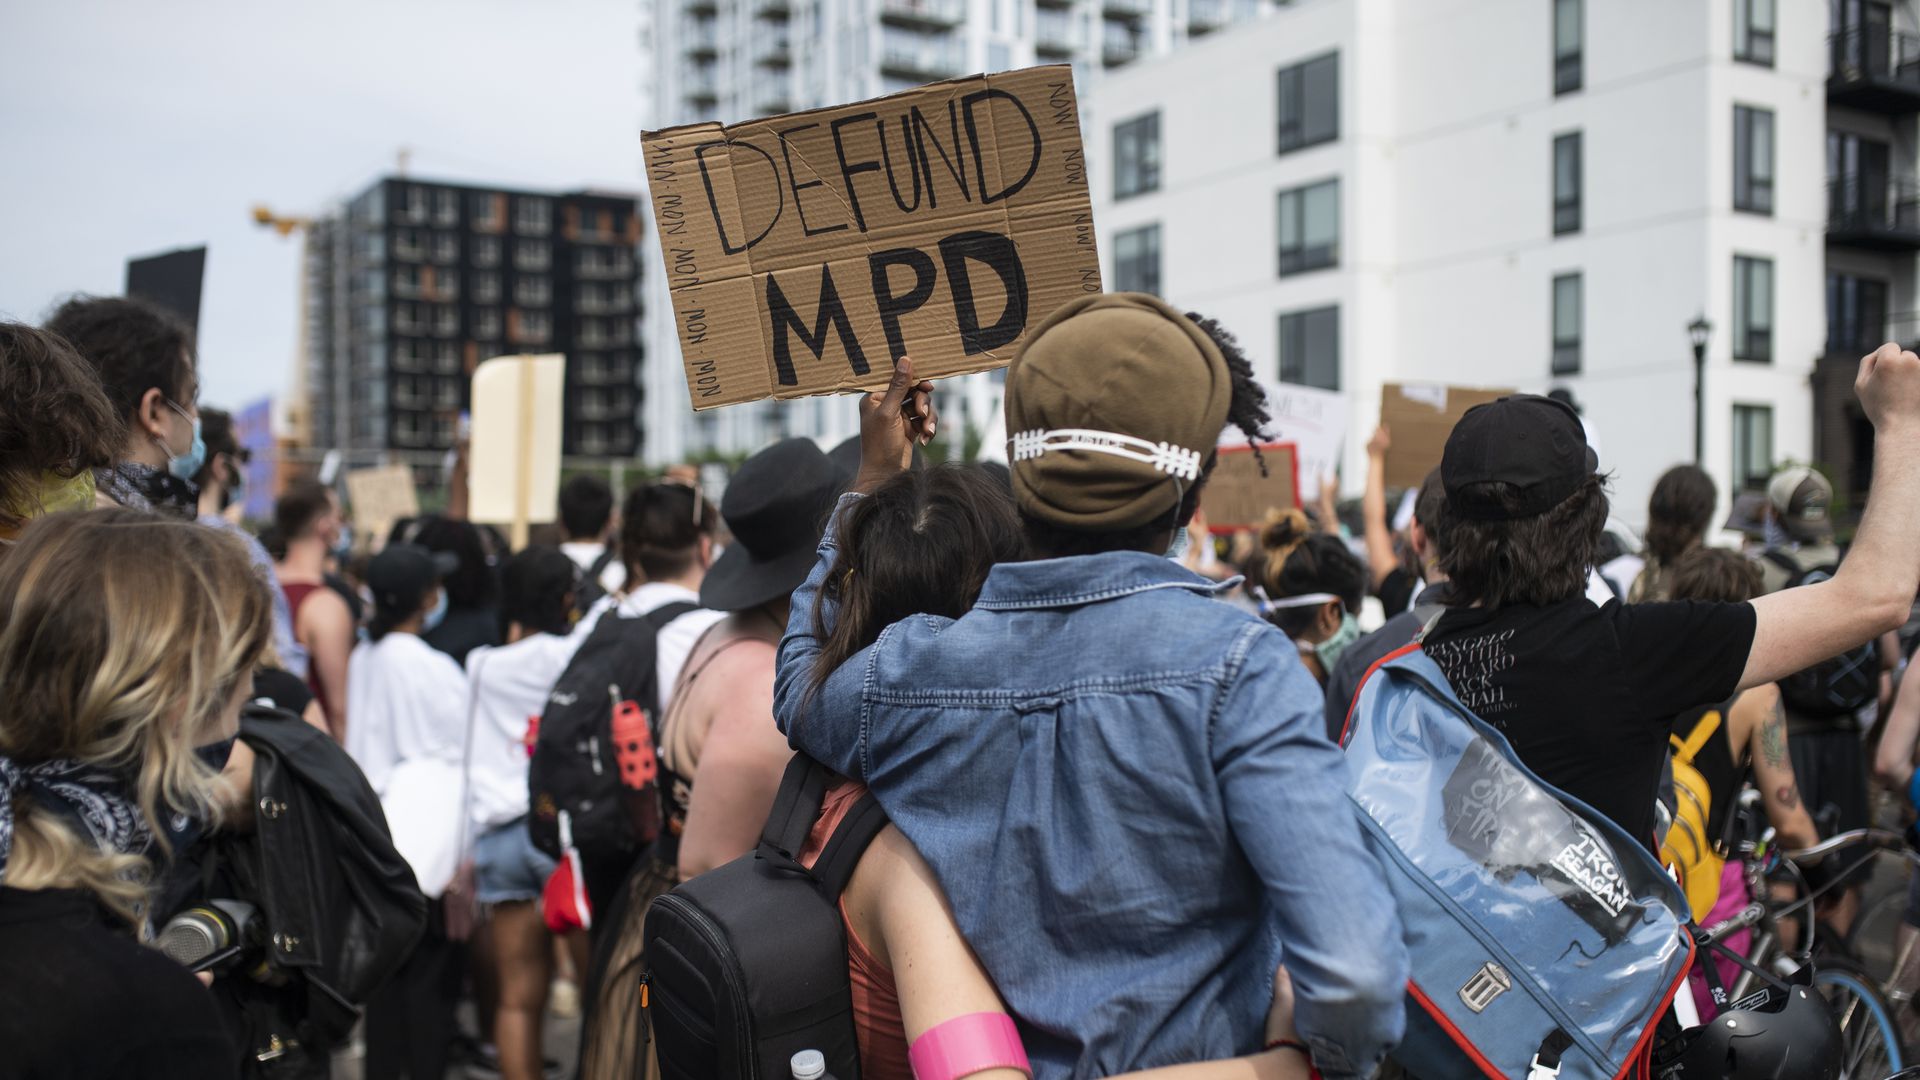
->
[700,438,841,613]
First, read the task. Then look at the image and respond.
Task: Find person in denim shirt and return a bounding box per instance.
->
[774,294,1408,1080]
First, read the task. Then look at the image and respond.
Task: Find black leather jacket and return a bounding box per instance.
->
[172,706,428,1077]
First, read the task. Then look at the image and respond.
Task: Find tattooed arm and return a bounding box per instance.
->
[1735,683,1820,850]
[1875,658,1920,789]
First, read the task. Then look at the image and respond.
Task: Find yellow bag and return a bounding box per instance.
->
[1660,708,1726,921]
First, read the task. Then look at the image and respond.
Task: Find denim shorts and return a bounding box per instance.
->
[474,818,558,906]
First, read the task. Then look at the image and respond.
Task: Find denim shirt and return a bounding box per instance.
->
[773,496,1408,1080]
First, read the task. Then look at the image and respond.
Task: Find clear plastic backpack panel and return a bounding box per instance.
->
[1348,665,1691,1063]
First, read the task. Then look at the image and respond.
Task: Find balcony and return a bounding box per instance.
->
[1829,27,1920,113]
[753,22,791,66]
[752,77,793,114]
[1034,9,1077,55]
[880,0,966,30]
[1102,21,1142,66]
[1188,0,1227,34]
[684,66,719,102]
[684,18,719,58]
[1827,174,1920,251]
[753,0,791,17]
[880,32,966,81]
[1104,0,1152,19]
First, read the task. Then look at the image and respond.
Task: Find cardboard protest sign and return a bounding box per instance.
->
[1379,382,1513,489]
[344,465,418,548]
[469,354,565,548]
[1227,383,1346,501]
[644,65,1102,410]
[1200,443,1299,532]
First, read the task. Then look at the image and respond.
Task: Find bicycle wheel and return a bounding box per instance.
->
[1815,958,1906,1078]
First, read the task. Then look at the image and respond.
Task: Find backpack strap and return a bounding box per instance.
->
[586,546,619,583]
[1673,708,1724,761]
[811,793,889,899]
[758,754,832,870]
[642,600,701,632]
[1761,549,1801,577]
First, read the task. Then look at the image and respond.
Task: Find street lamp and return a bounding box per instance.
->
[1688,315,1712,468]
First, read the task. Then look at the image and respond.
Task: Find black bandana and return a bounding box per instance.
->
[0,757,153,882]
[93,462,196,520]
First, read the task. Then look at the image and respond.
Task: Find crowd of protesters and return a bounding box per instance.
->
[5,288,1920,1079]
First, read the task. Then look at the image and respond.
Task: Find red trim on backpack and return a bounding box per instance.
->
[1613,928,1697,1080]
[1405,979,1504,1080]
[1338,643,1425,747]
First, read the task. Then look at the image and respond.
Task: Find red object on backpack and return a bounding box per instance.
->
[609,699,658,789]
[543,847,592,934]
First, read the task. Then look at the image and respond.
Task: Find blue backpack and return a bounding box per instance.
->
[1341,648,1694,1080]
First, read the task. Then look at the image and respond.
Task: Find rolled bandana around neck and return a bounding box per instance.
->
[0,756,152,883]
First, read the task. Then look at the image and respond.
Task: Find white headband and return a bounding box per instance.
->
[1256,591,1343,615]
[1008,428,1205,481]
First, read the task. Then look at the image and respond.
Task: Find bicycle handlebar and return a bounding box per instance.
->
[1782,829,1919,865]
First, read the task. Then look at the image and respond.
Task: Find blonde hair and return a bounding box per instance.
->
[0,509,273,929]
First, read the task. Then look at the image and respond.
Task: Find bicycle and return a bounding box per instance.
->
[1689,823,1916,1078]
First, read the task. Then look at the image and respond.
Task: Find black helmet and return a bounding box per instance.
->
[1657,983,1840,1080]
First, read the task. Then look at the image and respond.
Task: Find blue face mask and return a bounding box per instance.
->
[160,399,206,482]
[423,588,449,633]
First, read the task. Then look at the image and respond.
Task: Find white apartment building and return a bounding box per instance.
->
[638,0,1292,464]
[1088,0,1920,526]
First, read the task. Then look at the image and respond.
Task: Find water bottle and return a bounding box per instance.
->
[790,1049,836,1080]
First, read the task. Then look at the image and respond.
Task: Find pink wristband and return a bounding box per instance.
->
[908,1012,1032,1080]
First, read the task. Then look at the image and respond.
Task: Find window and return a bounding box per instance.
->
[515,197,551,236]
[1828,273,1889,355]
[1113,112,1161,200]
[1276,52,1338,156]
[1554,0,1582,94]
[401,185,429,224]
[1552,273,1582,375]
[472,307,502,340]
[514,277,552,306]
[1734,0,1775,66]
[514,241,551,271]
[1731,404,1774,492]
[432,232,459,264]
[433,189,459,226]
[1279,305,1340,391]
[1733,255,1774,362]
[473,272,501,303]
[471,193,505,233]
[472,236,501,268]
[1113,224,1161,296]
[1553,132,1582,235]
[1276,179,1340,276]
[1734,106,1774,214]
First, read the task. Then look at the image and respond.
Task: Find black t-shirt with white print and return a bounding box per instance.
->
[1425,598,1757,846]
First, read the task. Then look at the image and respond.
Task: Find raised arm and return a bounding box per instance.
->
[771,357,936,773]
[1361,427,1395,592]
[1742,344,1920,691]
[1212,625,1407,1079]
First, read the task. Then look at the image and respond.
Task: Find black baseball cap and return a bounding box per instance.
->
[366,542,459,614]
[1442,394,1599,522]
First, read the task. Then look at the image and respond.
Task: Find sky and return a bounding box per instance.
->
[0,0,643,413]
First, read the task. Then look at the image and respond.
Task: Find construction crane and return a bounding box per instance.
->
[250,204,326,453]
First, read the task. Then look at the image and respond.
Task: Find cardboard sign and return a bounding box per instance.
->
[644,65,1102,410]
[1200,442,1300,532]
[1379,382,1514,489]
[469,354,565,547]
[1227,383,1347,501]
[344,464,419,547]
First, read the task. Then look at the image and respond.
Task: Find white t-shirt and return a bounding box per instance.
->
[344,631,470,896]
[574,581,726,716]
[561,540,627,596]
[345,632,469,795]
[464,632,583,835]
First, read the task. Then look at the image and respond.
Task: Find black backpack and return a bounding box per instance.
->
[574,547,620,619]
[528,600,699,861]
[1764,551,1880,719]
[643,755,888,1080]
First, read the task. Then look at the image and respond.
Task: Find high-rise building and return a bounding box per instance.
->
[304,176,644,463]
[1079,0,1918,526]
[638,0,1292,465]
